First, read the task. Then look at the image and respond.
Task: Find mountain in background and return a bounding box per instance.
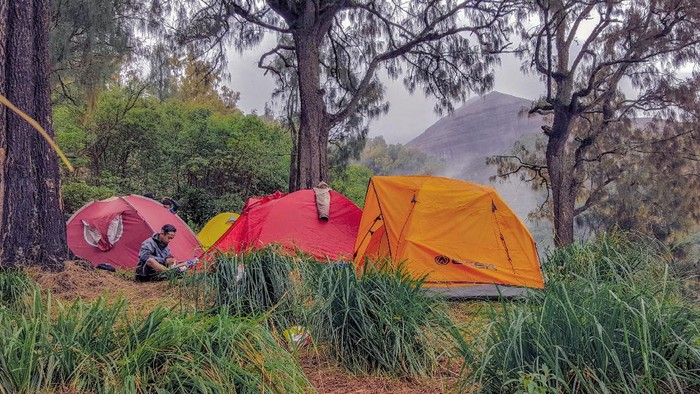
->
[406,91,546,158]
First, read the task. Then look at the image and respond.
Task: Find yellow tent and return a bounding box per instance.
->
[353,176,543,297]
[198,212,239,250]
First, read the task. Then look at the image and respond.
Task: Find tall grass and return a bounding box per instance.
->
[0,269,34,312]
[544,232,677,294]
[466,280,700,393]
[180,250,462,377]
[307,261,455,376]
[461,233,700,393]
[0,289,314,393]
[180,248,313,332]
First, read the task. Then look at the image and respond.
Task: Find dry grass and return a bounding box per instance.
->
[299,347,461,393]
[28,261,182,316]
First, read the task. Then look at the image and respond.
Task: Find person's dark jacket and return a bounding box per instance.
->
[136,233,172,276]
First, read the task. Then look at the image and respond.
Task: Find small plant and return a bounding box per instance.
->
[508,365,559,394]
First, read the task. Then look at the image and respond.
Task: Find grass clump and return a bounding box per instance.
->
[467,280,700,393]
[0,269,34,311]
[180,248,314,332]
[461,233,700,393]
[0,290,314,393]
[307,261,454,377]
[543,232,676,293]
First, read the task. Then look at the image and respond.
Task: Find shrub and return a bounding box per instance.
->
[61,180,115,216]
[307,261,455,376]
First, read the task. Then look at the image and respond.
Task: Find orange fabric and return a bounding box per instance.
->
[354,176,544,289]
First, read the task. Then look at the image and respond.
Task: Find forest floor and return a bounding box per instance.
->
[29,262,477,394]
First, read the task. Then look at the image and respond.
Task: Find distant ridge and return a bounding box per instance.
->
[406,91,544,158]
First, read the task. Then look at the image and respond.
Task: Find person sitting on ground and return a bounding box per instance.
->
[135,224,189,281]
[161,197,181,214]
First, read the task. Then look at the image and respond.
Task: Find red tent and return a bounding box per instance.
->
[211,190,361,261]
[67,195,202,269]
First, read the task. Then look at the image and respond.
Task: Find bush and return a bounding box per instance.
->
[61,180,115,216]
[307,261,455,376]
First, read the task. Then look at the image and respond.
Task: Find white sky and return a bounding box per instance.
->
[224,43,545,144]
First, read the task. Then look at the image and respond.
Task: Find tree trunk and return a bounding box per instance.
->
[0,0,67,269]
[288,124,299,191]
[292,32,329,191]
[546,108,576,247]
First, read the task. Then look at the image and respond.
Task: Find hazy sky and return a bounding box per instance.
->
[225,43,545,145]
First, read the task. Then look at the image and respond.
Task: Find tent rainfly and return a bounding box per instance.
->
[197,212,240,250]
[67,195,201,269]
[353,176,544,297]
[211,189,361,261]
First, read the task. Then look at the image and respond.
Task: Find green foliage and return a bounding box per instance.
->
[360,136,443,176]
[54,81,291,227]
[306,262,453,377]
[0,291,313,393]
[0,270,34,311]
[511,365,557,394]
[462,234,700,393]
[330,165,373,207]
[61,180,116,217]
[543,232,677,294]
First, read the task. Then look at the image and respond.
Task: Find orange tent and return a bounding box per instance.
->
[353,176,543,297]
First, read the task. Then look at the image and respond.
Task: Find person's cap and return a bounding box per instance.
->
[162,224,177,234]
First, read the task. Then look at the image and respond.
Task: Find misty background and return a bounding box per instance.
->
[224,40,556,248]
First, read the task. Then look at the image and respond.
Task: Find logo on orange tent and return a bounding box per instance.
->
[434,255,497,271]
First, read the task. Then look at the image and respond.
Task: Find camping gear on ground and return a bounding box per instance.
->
[282,325,310,349]
[210,189,361,261]
[67,195,202,270]
[197,212,240,250]
[177,258,199,272]
[95,263,116,272]
[353,176,544,297]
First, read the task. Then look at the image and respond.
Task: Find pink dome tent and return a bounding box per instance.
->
[67,195,201,269]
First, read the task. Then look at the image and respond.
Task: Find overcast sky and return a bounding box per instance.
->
[225,45,546,145]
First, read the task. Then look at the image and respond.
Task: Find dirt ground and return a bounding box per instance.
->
[27,261,470,394]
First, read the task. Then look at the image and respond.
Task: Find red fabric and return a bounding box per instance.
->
[67,195,202,269]
[211,190,361,261]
